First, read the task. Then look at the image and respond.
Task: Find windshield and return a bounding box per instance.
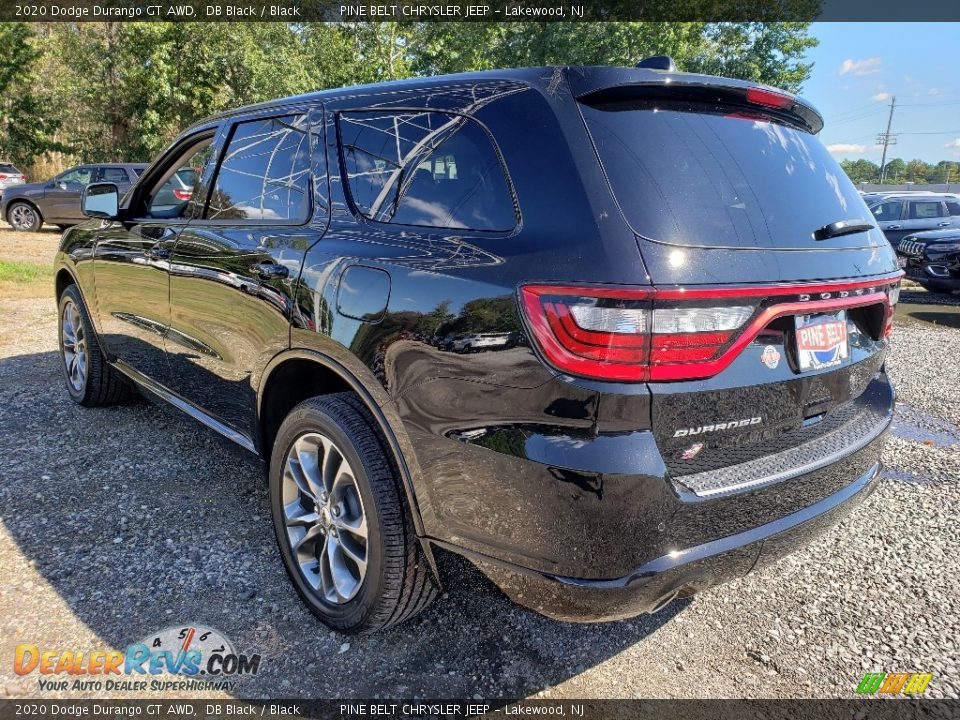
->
[581,99,880,250]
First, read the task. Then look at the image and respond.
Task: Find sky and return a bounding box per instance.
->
[802,23,960,165]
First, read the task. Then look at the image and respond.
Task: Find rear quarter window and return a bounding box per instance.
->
[338,110,516,232]
[908,201,944,219]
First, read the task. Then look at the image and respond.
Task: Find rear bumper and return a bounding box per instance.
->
[465,460,880,622]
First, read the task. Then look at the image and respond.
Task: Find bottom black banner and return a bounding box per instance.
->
[1,700,959,720]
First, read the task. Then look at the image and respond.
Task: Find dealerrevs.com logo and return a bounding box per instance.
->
[14,625,261,693]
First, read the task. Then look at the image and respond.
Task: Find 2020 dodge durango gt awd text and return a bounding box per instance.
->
[53,64,901,633]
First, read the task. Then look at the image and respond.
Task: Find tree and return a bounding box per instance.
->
[0,23,60,166]
[840,158,879,184]
[411,22,817,92]
[905,158,932,184]
[884,158,906,183]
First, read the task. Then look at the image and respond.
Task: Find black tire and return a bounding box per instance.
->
[7,201,42,232]
[270,392,438,634]
[57,284,130,406]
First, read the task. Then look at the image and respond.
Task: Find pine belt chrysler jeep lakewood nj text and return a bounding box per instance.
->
[54,59,902,633]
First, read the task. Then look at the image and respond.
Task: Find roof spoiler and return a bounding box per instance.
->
[566,66,824,134]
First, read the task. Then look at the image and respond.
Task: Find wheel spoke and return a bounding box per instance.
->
[280,429,369,605]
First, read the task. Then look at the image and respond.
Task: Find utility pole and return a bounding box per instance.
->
[877,96,897,185]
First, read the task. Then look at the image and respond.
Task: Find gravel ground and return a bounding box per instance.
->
[0,229,958,700]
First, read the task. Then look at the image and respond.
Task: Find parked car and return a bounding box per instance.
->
[54,61,901,634]
[2,163,146,232]
[0,162,26,200]
[867,193,960,245]
[894,228,960,294]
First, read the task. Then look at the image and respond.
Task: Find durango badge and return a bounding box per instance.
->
[673,417,762,438]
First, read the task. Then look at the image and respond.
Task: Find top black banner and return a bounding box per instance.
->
[5,0,960,22]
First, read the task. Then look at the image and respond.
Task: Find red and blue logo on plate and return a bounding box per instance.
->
[795,311,849,371]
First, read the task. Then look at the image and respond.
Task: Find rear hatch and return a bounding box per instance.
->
[524,72,901,496]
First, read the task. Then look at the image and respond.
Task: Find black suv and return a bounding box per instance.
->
[895,228,960,294]
[54,63,901,633]
[3,163,145,232]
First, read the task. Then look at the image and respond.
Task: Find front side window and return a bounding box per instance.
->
[56,167,93,187]
[339,110,516,231]
[871,201,903,222]
[206,114,311,222]
[146,138,214,219]
[909,201,944,219]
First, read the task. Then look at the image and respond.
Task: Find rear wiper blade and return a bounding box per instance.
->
[813,219,875,241]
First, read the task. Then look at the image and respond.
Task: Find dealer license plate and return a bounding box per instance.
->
[795,310,849,372]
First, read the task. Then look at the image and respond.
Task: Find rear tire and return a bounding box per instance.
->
[58,285,129,406]
[270,392,438,633]
[7,201,42,232]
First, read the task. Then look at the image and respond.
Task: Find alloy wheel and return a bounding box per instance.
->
[281,432,369,604]
[61,298,87,393]
[10,204,37,230]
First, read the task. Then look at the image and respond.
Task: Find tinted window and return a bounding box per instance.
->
[339,110,515,231]
[147,139,213,218]
[909,201,944,219]
[0,164,19,174]
[100,167,129,184]
[132,167,145,177]
[581,99,879,249]
[946,200,960,216]
[871,201,904,222]
[207,114,311,222]
[57,167,93,186]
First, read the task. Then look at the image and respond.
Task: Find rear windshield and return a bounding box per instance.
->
[0,164,20,174]
[581,100,876,250]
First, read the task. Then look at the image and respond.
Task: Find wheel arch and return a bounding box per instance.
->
[257,349,432,548]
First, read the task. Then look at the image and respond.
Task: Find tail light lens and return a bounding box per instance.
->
[521,275,902,383]
[173,189,192,201]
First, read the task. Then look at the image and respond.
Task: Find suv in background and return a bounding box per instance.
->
[0,163,26,200]
[868,193,960,245]
[55,62,900,633]
[2,163,146,232]
[894,227,960,294]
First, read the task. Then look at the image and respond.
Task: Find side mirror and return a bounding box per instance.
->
[57,182,68,190]
[82,182,120,220]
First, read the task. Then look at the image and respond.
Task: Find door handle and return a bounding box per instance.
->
[937,221,951,227]
[253,262,289,280]
[887,225,902,230]
[147,246,171,259]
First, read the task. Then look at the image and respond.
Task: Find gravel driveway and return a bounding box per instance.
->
[1,230,958,700]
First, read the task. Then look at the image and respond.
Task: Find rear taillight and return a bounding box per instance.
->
[0,174,8,181]
[521,275,903,383]
[173,189,192,201]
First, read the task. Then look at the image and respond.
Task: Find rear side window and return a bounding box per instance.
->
[99,167,129,184]
[871,201,904,222]
[207,114,311,222]
[133,167,145,177]
[338,110,516,231]
[908,201,944,219]
[580,99,878,249]
[946,200,960,216]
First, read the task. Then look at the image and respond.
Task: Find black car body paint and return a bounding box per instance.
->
[54,65,901,621]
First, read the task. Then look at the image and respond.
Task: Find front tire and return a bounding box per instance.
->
[8,201,42,231]
[270,393,438,633]
[58,285,129,406]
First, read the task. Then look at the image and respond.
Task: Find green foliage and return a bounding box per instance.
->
[0,259,53,283]
[0,20,819,169]
[0,23,61,165]
[840,158,880,184]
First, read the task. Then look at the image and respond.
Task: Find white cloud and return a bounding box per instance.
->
[827,143,869,156]
[929,88,942,96]
[838,57,882,76]
[872,92,892,102]
[945,139,960,151]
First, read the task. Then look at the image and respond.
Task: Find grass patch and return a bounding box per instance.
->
[0,259,53,283]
